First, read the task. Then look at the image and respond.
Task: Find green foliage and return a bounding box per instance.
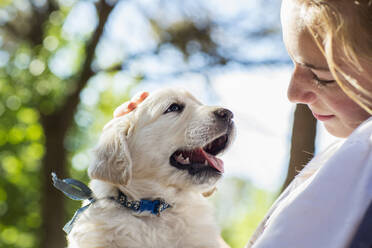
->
[212,177,276,248]
[0,2,81,247]
[0,49,45,246]
[0,104,43,248]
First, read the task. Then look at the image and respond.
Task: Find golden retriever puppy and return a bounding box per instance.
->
[68,88,235,248]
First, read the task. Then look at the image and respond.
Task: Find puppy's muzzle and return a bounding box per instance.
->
[170,107,235,184]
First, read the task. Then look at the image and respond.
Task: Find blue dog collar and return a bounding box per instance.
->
[110,190,171,216]
[51,173,171,234]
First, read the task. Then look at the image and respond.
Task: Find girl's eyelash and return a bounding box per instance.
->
[312,73,336,86]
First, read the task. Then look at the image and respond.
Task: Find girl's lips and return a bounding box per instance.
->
[312,112,335,121]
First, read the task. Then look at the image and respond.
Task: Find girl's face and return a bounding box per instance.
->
[281,0,371,138]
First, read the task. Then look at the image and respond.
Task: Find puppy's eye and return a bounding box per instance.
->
[164,103,184,114]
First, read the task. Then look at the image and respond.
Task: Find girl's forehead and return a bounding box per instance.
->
[282,8,327,68]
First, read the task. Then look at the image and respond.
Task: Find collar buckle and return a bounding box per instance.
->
[116,191,171,215]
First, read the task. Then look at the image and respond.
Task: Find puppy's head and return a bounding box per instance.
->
[88,88,235,193]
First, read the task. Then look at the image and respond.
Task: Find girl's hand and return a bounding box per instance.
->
[113,92,149,117]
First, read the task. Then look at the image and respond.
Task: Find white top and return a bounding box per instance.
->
[246,116,372,248]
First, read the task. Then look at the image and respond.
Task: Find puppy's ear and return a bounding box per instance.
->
[88,118,132,185]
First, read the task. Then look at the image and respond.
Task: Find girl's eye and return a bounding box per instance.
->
[164,103,184,114]
[312,73,336,86]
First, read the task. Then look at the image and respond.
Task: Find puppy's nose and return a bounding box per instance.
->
[214,108,233,122]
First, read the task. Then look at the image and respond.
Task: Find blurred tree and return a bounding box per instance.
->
[0,0,306,248]
[282,104,317,191]
[0,0,117,247]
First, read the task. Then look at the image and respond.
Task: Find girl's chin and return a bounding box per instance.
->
[323,122,352,138]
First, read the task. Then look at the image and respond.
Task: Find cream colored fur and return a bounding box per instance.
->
[67,88,235,248]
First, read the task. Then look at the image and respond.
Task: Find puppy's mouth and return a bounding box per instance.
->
[170,134,229,175]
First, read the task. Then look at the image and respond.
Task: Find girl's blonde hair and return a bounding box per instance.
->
[300,0,372,114]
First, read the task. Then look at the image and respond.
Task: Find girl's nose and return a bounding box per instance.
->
[287,65,317,104]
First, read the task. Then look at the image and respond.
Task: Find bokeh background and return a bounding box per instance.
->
[0,0,340,247]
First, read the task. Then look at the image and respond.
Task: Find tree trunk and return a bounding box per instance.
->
[40,114,69,248]
[281,104,317,192]
[39,1,115,247]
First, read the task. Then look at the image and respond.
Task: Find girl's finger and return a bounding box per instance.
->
[113,92,149,117]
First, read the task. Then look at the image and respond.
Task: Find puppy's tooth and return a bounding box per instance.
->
[185,157,190,164]
[204,160,208,165]
[176,155,184,163]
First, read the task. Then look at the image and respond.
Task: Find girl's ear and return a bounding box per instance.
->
[88,118,132,186]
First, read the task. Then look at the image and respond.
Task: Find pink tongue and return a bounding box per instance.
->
[198,148,224,173]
